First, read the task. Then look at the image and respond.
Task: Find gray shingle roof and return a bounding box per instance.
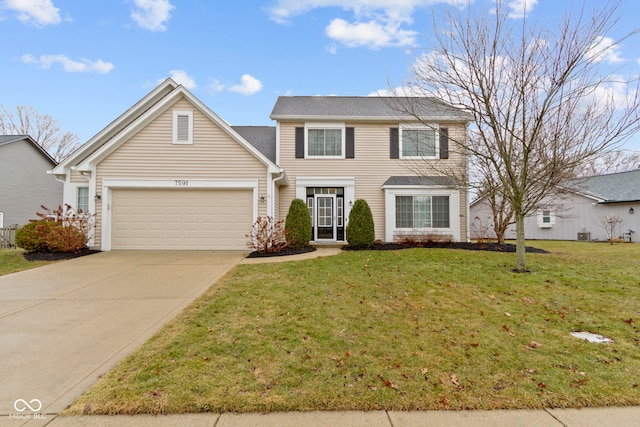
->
[270,96,473,122]
[0,135,30,145]
[567,169,640,203]
[232,126,276,163]
[383,176,460,187]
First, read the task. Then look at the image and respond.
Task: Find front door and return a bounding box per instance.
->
[315,195,336,241]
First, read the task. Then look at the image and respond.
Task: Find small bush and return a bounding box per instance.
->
[247,216,288,253]
[15,205,91,253]
[285,199,312,248]
[346,199,375,247]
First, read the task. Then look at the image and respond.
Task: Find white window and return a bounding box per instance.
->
[173,110,193,144]
[77,187,89,213]
[305,124,344,158]
[537,210,555,228]
[307,197,314,226]
[395,195,450,228]
[0,211,3,227]
[400,126,438,158]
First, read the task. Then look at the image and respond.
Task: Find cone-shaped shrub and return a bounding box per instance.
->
[285,198,312,248]
[346,199,375,247]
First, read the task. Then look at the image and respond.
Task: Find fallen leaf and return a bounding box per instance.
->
[421,368,429,375]
[502,324,510,332]
[470,342,479,347]
[505,312,512,317]
[451,374,459,386]
[527,341,542,349]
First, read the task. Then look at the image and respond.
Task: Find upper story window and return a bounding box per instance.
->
[173,110,193,144]
[400,126,438,159]
[305,124,345,158]
[537,210,555,228]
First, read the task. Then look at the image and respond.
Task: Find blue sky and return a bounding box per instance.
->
[2,0,640,151]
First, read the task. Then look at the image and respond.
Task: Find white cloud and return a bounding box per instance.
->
[326,18,417,49]
[506,0,538,19]
[131,0,174,31]
[5,0,61,26]
[22,54,114,73]
[585,36,625,64]
[162,69,196,89]
[207,79,226,94]
[228,74,263,95]
[267,0,451,49]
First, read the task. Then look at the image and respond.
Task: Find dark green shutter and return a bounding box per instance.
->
[346,127,354,158]
[390,128,399,159]
[295,127,305,159]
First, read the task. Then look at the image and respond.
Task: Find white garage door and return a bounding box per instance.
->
[111,189,253,250]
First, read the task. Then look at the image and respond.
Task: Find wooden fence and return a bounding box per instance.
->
[0,225,18,249]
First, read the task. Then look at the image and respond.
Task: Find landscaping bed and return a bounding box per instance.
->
[22,248,100,261]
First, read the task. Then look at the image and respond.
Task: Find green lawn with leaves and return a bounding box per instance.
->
[66,241,640,414]
[0,249,53,276]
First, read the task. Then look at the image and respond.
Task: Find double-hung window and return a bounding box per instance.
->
[77,187,89,213]
[401,126,437,158]
[395,195,450,229]
[306,125,344,158]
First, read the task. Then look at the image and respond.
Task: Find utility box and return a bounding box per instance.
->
[577,232,591,241]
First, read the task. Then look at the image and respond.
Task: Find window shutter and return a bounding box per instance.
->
[295,127,305,159]
[439,127,449,159]
[390,128,399,159]
[176,114,190,142]
[346,127,354,158]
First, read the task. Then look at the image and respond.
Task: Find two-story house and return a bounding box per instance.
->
[52,79,472,250]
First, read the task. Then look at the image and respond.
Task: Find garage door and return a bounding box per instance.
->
[111,189,253,250]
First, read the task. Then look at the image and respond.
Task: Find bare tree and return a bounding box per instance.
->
[577,150,640,177]
[396,0,640,271]
[596,215,623,244]
[0,105,80,162]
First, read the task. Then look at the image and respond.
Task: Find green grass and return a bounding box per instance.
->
[0,249,53,276]
[66,242,640,414]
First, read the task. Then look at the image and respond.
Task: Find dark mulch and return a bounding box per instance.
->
[22,248,101,261]
[342,241,549,254]
[246,246,317,258]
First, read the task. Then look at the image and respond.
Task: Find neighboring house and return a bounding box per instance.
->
[470,169,640,242]
[0,135,62,228]
[52,79,472,251]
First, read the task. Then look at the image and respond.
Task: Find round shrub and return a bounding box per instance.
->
[285,198,312,248]
[346,199,375,247]
[15,222,47,252]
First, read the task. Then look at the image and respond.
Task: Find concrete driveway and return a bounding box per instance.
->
[0,251,246,418]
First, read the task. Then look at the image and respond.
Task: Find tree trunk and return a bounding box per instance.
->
[514,212,527,272]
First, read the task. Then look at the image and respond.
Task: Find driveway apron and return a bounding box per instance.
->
[0,251,245,417]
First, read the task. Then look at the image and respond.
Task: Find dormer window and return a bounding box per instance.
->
[173,110,193,144]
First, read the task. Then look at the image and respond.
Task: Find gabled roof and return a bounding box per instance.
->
[566,169,640,203]
[232,126,276,163]
[270,96,473,122]
[53,79,280,175]
[0,134,57,166]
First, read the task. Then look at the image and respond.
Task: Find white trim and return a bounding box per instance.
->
[314,194,337,241]
[399,124,439,160]
[304,122,345,159]
[384,187,460,242]
[0,211,4,228]
[172,110,193,144]
[100,178,259,251]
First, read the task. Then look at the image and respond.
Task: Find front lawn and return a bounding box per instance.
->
[66,241,640,414]
[0,249,54,276]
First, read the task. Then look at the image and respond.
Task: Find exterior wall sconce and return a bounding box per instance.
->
[259,195,266,203]
[630,207,635,214]
[349,200,353,206]
[94,194,101,201]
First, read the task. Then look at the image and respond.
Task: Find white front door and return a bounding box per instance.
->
[315,195,336,241]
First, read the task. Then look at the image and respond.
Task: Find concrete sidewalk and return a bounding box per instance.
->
[6,406,638,426]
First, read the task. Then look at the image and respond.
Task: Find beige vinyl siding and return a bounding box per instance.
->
[278,121,468,241]
[69,170,89,184]
[93,97,268,248]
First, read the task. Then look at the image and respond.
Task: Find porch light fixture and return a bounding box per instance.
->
[630,207,635,214]
[94,194,101,201]
[349,200,353,206]
[259,195,266,203]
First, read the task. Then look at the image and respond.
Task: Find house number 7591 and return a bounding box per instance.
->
[174,180,189,187]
